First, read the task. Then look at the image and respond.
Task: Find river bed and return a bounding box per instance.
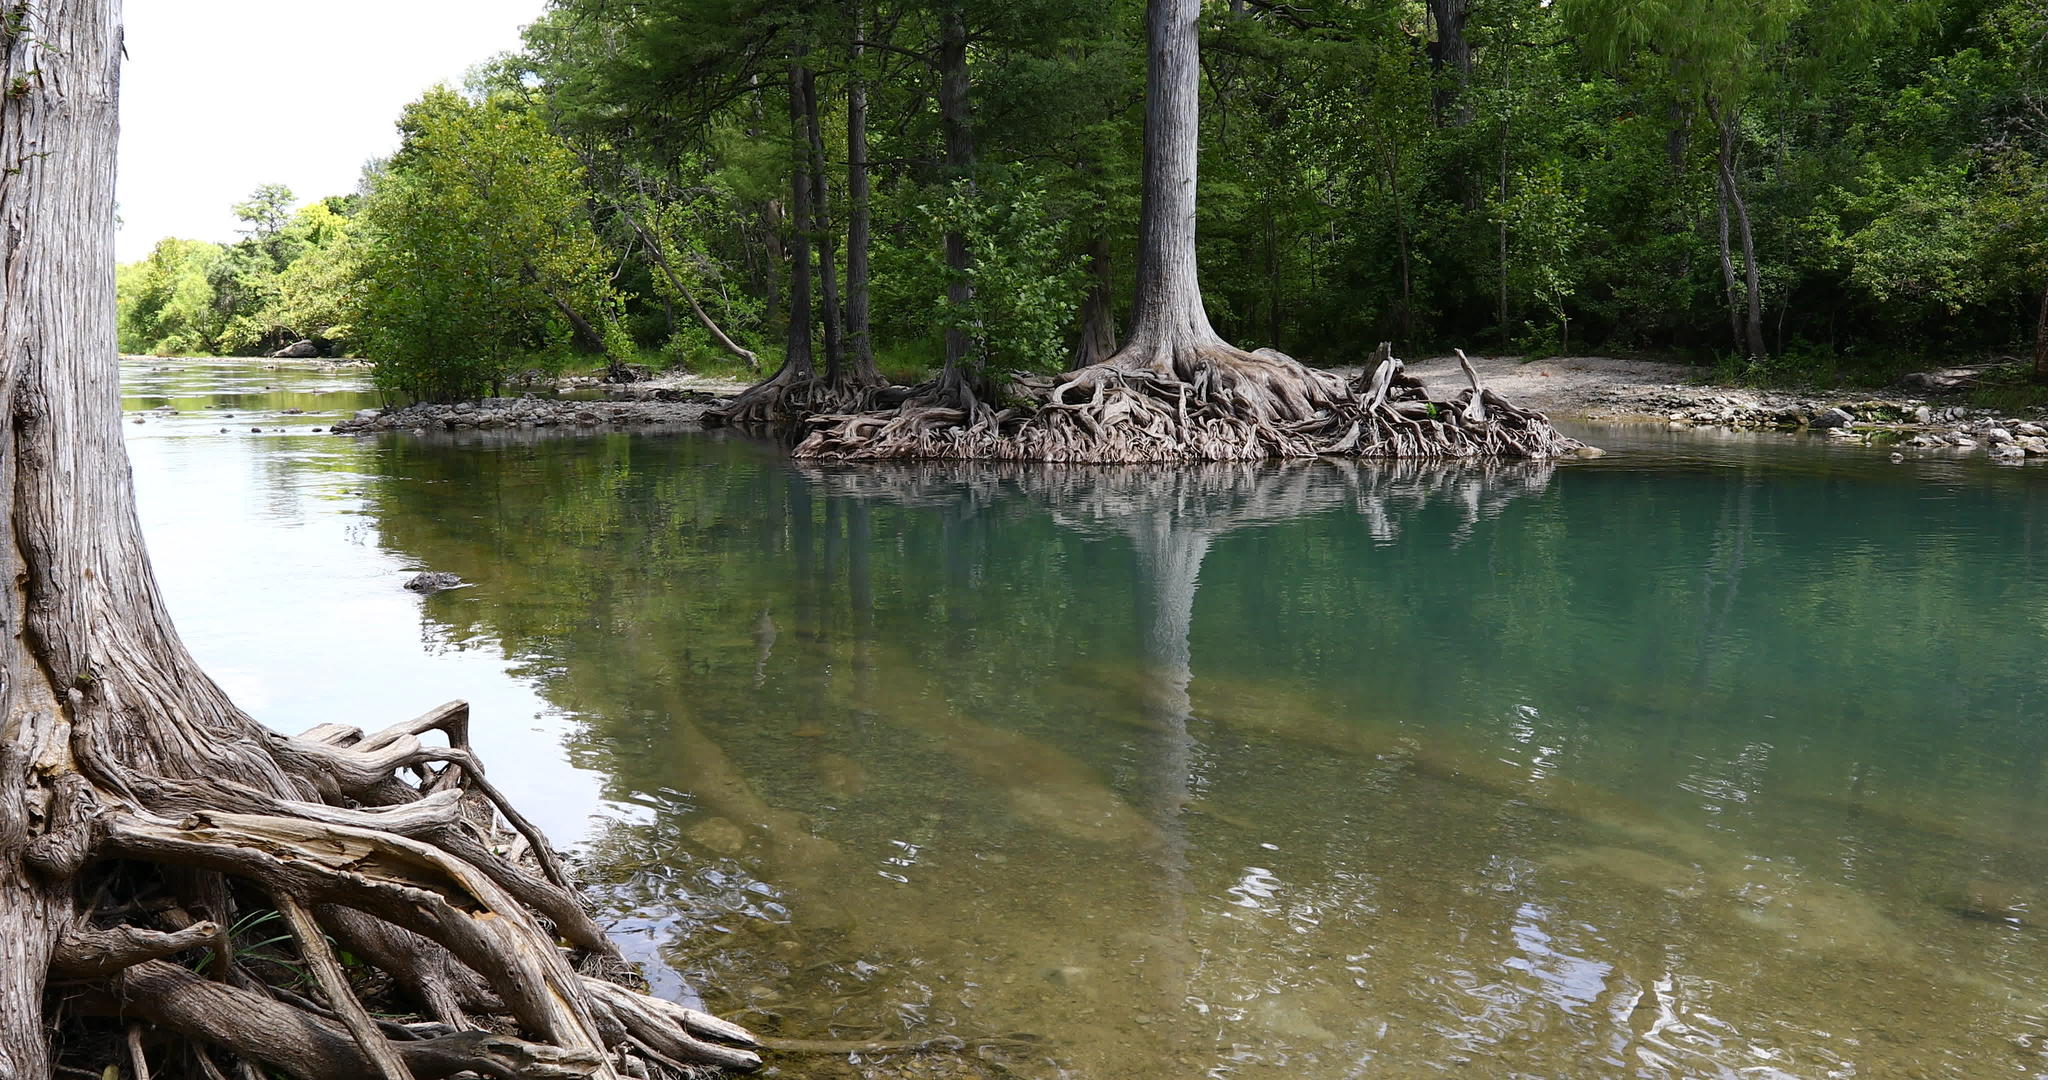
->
[123,357,2048,1079]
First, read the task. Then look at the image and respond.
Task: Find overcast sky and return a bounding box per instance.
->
[116,1,547,262]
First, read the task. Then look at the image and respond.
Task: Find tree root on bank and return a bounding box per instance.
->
[37,701,761,1080]
[793,344,1588,463]
[703,369,889,430]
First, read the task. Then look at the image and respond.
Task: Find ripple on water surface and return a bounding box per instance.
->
[124,359,2048,1079]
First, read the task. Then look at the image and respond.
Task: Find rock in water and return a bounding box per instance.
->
[1809,406,1854,430]
[268,339,320,358]
[404,571,464,593]
[1959,880,2033,925]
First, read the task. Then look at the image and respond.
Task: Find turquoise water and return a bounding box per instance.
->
[123,359,2048,1078]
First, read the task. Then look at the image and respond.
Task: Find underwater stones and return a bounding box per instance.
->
[1958,880,2034,926]
[815,753,868,797]
[686,816,746,856]
[1543,845,1702,897]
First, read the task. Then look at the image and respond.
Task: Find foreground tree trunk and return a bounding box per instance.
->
[1,6,761,1077]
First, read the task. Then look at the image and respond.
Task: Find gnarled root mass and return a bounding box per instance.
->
[35,700,761,1080]
[702,369,883,430]
[793,345,1586,463]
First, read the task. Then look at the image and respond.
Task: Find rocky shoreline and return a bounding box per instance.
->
[1580,386,2048,462]
[326,355,2048,464]
[1395,354,2048,464]
[329,389,725,435]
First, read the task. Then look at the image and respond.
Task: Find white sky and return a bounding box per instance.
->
[116,1,547,262]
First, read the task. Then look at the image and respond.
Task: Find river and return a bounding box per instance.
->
[123,357,2048,1079]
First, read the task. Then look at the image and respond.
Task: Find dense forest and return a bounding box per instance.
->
[119,0,2048,399]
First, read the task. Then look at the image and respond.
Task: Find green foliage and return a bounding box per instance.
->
[118,186,360,356]
[1492,160,1587,353]
[118,237,227,355]
[352,87,624,401]
[929,175,1086,377]
[119,0,2048,378]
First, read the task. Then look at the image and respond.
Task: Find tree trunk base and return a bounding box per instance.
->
[793,343,1586,463]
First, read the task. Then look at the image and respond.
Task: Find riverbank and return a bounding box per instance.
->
[1396,353,2048,462]
[320,351,2048,462]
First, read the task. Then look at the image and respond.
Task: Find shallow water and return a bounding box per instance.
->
[124,358,2048,1079]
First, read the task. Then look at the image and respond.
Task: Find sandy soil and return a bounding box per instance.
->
[1392,353,1707,419]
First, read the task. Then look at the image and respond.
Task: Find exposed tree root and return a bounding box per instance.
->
[35,702,761,1080]
[794,344,1588,463]
[701,367,891,430]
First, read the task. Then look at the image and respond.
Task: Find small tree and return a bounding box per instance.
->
[354,87,624,400]
[1492,160,1587,353]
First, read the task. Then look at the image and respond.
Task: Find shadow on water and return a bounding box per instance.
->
[341,428,2048,1079]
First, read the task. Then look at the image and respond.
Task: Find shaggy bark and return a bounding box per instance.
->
[795,0,1585,463]
[1,6,760,1078]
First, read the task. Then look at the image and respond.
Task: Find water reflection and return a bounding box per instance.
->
[169,387,2048,1080]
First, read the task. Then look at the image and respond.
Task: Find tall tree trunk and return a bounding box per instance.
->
[1266,210,1282,349]
[785,62,819,383]
[2034,279,2048,383]
[1073,234,1120,367]
[1426,0,1471,126]
[802,68,845,382]
[1727,171,1767,360]
[3,6,761,1078]
[1714,169,1744,353]
[1124,0,1225,367]
[1497,31,1513,348]
[939,1,976,387]
[795,0,1584,462]
[844,0,881,387]
[1714,105,1766,359]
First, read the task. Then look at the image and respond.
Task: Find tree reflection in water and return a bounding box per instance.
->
[356,431,2048,1080]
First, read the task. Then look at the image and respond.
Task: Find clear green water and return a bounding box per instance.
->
[123,359,2048,1079]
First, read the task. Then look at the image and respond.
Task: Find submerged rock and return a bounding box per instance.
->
[1959,880,2034,926]
[404,571,464,593]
